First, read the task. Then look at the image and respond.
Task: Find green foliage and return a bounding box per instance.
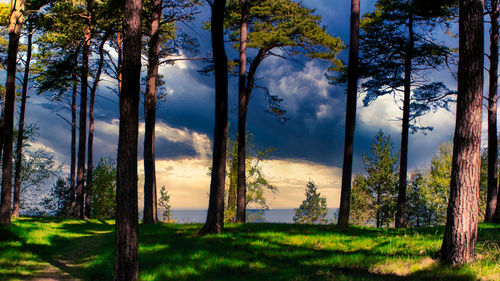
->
[404,142,487,227]
[361,131,399,227]
[158,186,173,222]
[293,181,328,224]
[349,175,375,226]
[405,171,435,227]
[91,158,116,219]
[42,178,72,216]
[225,0,343,62]
[18,147,62,215]
[420,142,452,225]
[3,218,498,280]
[225,132,278,223]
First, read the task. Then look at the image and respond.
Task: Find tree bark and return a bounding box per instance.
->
[236,0,249,223]
[200,0,228,235]
[143,0,162,224]
[85,34,108,218]
[0,0,25,225]
[12,20,33,218]
[486,0,499,222]
[395,12,414,228]
[75,2,92,219]
[440,0,483,265]
[337,0,360,227]
[113,0,142,279]
[68,73,78,217]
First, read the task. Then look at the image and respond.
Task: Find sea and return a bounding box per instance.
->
[170,208,339,223]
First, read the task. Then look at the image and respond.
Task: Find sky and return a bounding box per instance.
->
[8,0,486,210]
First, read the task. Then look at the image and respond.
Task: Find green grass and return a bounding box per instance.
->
[0,218,499,280]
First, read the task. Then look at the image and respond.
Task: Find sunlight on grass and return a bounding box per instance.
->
[1,218,499,280]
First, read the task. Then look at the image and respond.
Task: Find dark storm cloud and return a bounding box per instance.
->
[152,138,198,160]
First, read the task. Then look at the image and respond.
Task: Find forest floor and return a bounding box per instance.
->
[0,218,499,281]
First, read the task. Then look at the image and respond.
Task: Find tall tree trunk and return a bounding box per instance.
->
[199,0,228,235]
[236,0,249,223]
[114,0,142,279]
[12,20,33,218]
[0,0,25,225]
[68,73,78,217]
[235,47,267,223]
[395,12,414,228]
[143,0,162,224]
[85,34,108,218]
[227,139,238,222]
[337,0,360,227]
[440,0,483,265]
[75,2,92,219]
[486,0,499,222]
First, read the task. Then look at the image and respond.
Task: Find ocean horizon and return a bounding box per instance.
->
[169,208,339,223]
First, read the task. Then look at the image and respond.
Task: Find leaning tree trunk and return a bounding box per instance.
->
[485,0,499,222]
[85,34,108,218]
[0,0,25,225]
[143,0,162,224]
[235,46,266,223]
[113,0,142,279]
[337,0,360,227]
[12,20,33,218]
[67,73,78,217]
[75,3,92,219]
[199,0,228,235]
[395,12,414,228]
[236,0,249,223]
[440,0,483,265]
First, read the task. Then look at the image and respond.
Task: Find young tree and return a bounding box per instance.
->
[114,0,142,279]
[440,0,483,265]
[158,186,172,222]
[92,158,117,219]
[363,131,399,228]
[0,0,26,225]
[199,0,228,235]
[485,0,499,222]
[224,0,344,223]
[338,0,361,227]
[225,134,278,222]
[42,178,72,217]
[424,142,453,225]
[349,175,375,226]
[293,181,328,224]
[360,0,456,228]
[405,171,433,227]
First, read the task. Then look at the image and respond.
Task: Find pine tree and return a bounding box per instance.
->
[224,0,344,223]
[362,131,399,228]
[293,181,328,224]
[359,0,456,228]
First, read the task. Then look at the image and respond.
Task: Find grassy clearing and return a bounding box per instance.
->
[0,218,499,280]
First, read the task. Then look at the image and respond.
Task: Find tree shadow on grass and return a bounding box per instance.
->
[1,220,115,280]
[2,220,497,281]
[138,223,479,281]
